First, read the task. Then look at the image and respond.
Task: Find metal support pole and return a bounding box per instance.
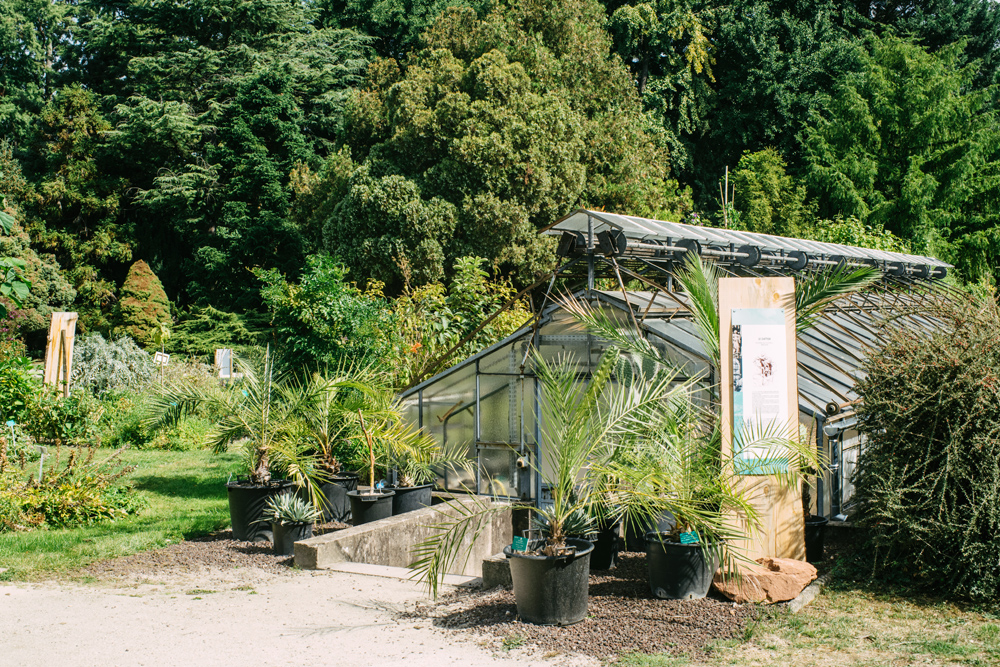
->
[816,416,825,518]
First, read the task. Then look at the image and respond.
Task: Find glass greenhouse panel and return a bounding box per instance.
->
[479,374,522,444]
[478,446,518,497]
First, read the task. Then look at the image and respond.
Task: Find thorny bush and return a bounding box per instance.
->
[0,436,144,531]
[854,296,1000,600]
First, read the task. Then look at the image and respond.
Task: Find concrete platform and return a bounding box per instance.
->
[294,495,512,577]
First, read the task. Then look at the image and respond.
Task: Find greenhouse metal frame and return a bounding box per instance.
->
[399,209,956,520]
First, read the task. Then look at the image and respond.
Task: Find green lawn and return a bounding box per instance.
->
[0,449,241,581]
[619,587,1000,667]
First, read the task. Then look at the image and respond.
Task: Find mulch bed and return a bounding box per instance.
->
[81,521,348,580]
[410,552,761,661]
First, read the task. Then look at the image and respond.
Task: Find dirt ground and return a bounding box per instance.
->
[1,531,755,667]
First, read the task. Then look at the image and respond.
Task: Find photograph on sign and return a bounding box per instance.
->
[732,308,789,474]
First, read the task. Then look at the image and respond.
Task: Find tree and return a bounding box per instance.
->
[730,148,813,238]
[114,260,171,348]
[256,255,397,371]
[801,34,1000,282]
[323,0,684,293]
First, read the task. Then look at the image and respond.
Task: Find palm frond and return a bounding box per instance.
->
[795,265,880,333]
[673,253,722,365]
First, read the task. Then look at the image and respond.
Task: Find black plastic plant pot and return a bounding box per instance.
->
[804,515,829,563]
[623,512,676,552]
[645,533,720,600]
[313,473,359,523]
[503,537,594,626]
[226,479,293,542]
[587,520,621,570]
[385,483,433,515]
[346,490,396,526]
[272,521,314,557]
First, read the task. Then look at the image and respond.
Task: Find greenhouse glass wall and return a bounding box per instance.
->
[399,209,955,520]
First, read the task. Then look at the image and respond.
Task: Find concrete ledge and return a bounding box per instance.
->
[788,574,828,614]
[294,496,512,578]
[481,552,512,589]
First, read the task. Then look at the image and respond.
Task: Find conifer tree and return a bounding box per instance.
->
[114,260,171,347]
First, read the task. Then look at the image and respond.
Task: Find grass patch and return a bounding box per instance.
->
[0,449,240,581]
[660,588,1000,666]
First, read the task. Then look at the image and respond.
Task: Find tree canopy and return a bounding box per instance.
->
[1,0,999,345]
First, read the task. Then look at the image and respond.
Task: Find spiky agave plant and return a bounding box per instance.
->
[410,347,692,596]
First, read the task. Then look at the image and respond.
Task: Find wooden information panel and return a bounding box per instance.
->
[719,277,805,560]
[43,312,78,397]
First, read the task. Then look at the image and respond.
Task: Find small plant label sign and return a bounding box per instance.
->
[153,351,170,366]
[511,536,528,552]
[679,530,700,545]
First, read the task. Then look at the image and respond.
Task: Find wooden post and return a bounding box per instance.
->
[43,312,78,397]
[719,277,804,560]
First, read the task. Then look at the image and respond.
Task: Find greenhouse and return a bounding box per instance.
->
[399,209,955,520]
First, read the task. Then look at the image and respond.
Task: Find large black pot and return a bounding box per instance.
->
[623,512,676,552]
[347,490,395,525]
[503,538,594,626]
[645,533,720,600]
[314,473,359,523]
[226,479,293,542]
[272,521,314,557]
[384,483,433,515]
[804,515,829,563]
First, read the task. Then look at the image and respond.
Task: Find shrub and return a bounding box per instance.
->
[24,388,103,446]
[0,355,37,423]
[113,260,171,348]
[98,393,155,449]
[146,415,214,451]
[0,439,145,530]
[853,296,1000,600]
[71,333,154,397]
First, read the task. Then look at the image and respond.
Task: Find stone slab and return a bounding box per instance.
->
[295,496,512,578]
[789,573,828,614]
[481,552,512,589]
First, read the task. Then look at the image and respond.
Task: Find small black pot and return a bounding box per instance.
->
[503,538,594,626]
[804,515,829,563]
[570,520,620,570]
[272,521,314,557]
[384,483,433,515]
[347,490,395,526]
[313,473,359,523]
[226,479,293,542]
[645,533,720,600]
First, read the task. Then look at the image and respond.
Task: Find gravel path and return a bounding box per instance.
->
[414,553,758,660]
[11,531,760,664]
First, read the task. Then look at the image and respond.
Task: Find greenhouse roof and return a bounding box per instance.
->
[403,210,956,423]
[546,209,951,275]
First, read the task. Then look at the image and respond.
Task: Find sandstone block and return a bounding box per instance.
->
[712,557,817,603]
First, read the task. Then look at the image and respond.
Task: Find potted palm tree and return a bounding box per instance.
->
[565,253,877,598]
[346,410,396,524]
[147,347,321,542]
[411,348,688,625]
[262,493,322,556]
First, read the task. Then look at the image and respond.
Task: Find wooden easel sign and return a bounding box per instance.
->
[43,312,78,397]
[719,277,805,561]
